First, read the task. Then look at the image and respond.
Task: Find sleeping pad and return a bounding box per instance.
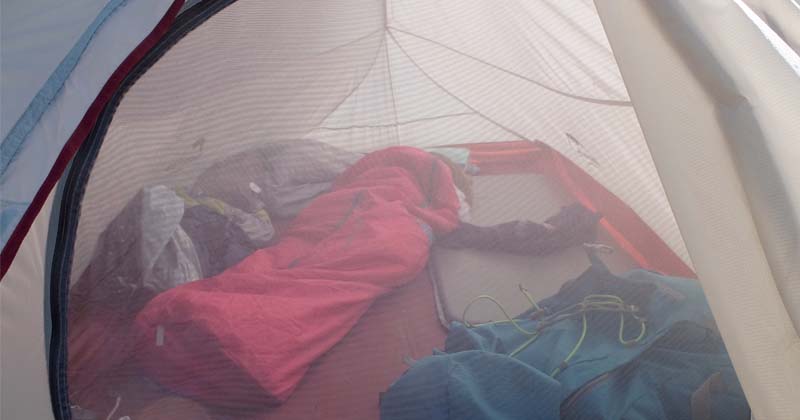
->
[133,147,462,407]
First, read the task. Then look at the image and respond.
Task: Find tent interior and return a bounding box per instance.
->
[3,0,800,420]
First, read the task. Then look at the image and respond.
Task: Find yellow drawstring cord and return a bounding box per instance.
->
[462,286,647,377]
[551,313,588,377]
[462,294,539,335]
[619,311,647,346]
[520,284,542,313]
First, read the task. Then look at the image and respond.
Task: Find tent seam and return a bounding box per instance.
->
[387,30,536,144]
[384,31,402,143]
[387,26,632,107]
[307,31,389,136]
[316,112,477,131]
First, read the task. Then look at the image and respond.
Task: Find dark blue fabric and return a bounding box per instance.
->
[438,204,600,255]
[380,260,749,420]
[380,351,563,420]
[562,338,749,420]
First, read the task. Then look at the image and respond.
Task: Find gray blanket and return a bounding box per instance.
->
[191,139,361,219]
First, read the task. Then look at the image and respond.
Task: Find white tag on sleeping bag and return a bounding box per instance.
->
[249,182,262,194]
[156,325,165,347]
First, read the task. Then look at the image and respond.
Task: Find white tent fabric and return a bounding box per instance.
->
[0,191,56,420]
[743,0,800,53]
[596,0,800,418]
[0,0,798,419]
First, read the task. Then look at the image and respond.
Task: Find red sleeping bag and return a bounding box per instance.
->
[134,147,460,407]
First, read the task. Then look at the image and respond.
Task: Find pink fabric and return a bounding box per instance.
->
[244,272,447,420]
[134,147,460,407]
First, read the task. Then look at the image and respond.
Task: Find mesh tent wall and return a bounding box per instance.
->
[1,0,799,419]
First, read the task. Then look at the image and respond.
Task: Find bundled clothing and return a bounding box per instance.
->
[190,139,362,219]
[379,256,749,420]
[71,186,202,311]
[71,186,276,312]
[177,191,274,277]
[68,186,275,401]
[439,203,600,255]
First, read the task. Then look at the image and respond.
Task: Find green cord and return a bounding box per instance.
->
[509,332,540,358]
[618,312,647,346]
[462,288,648,376]
[462,293,539,335]
[551,313,588,377]
[519,284,542,313]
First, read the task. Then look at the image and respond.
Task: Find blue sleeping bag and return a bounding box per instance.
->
[380,254,749,420]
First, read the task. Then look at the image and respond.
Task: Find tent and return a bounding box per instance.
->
[1,0,798,419]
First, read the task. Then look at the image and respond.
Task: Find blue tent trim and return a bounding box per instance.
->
[0,0,129,176]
